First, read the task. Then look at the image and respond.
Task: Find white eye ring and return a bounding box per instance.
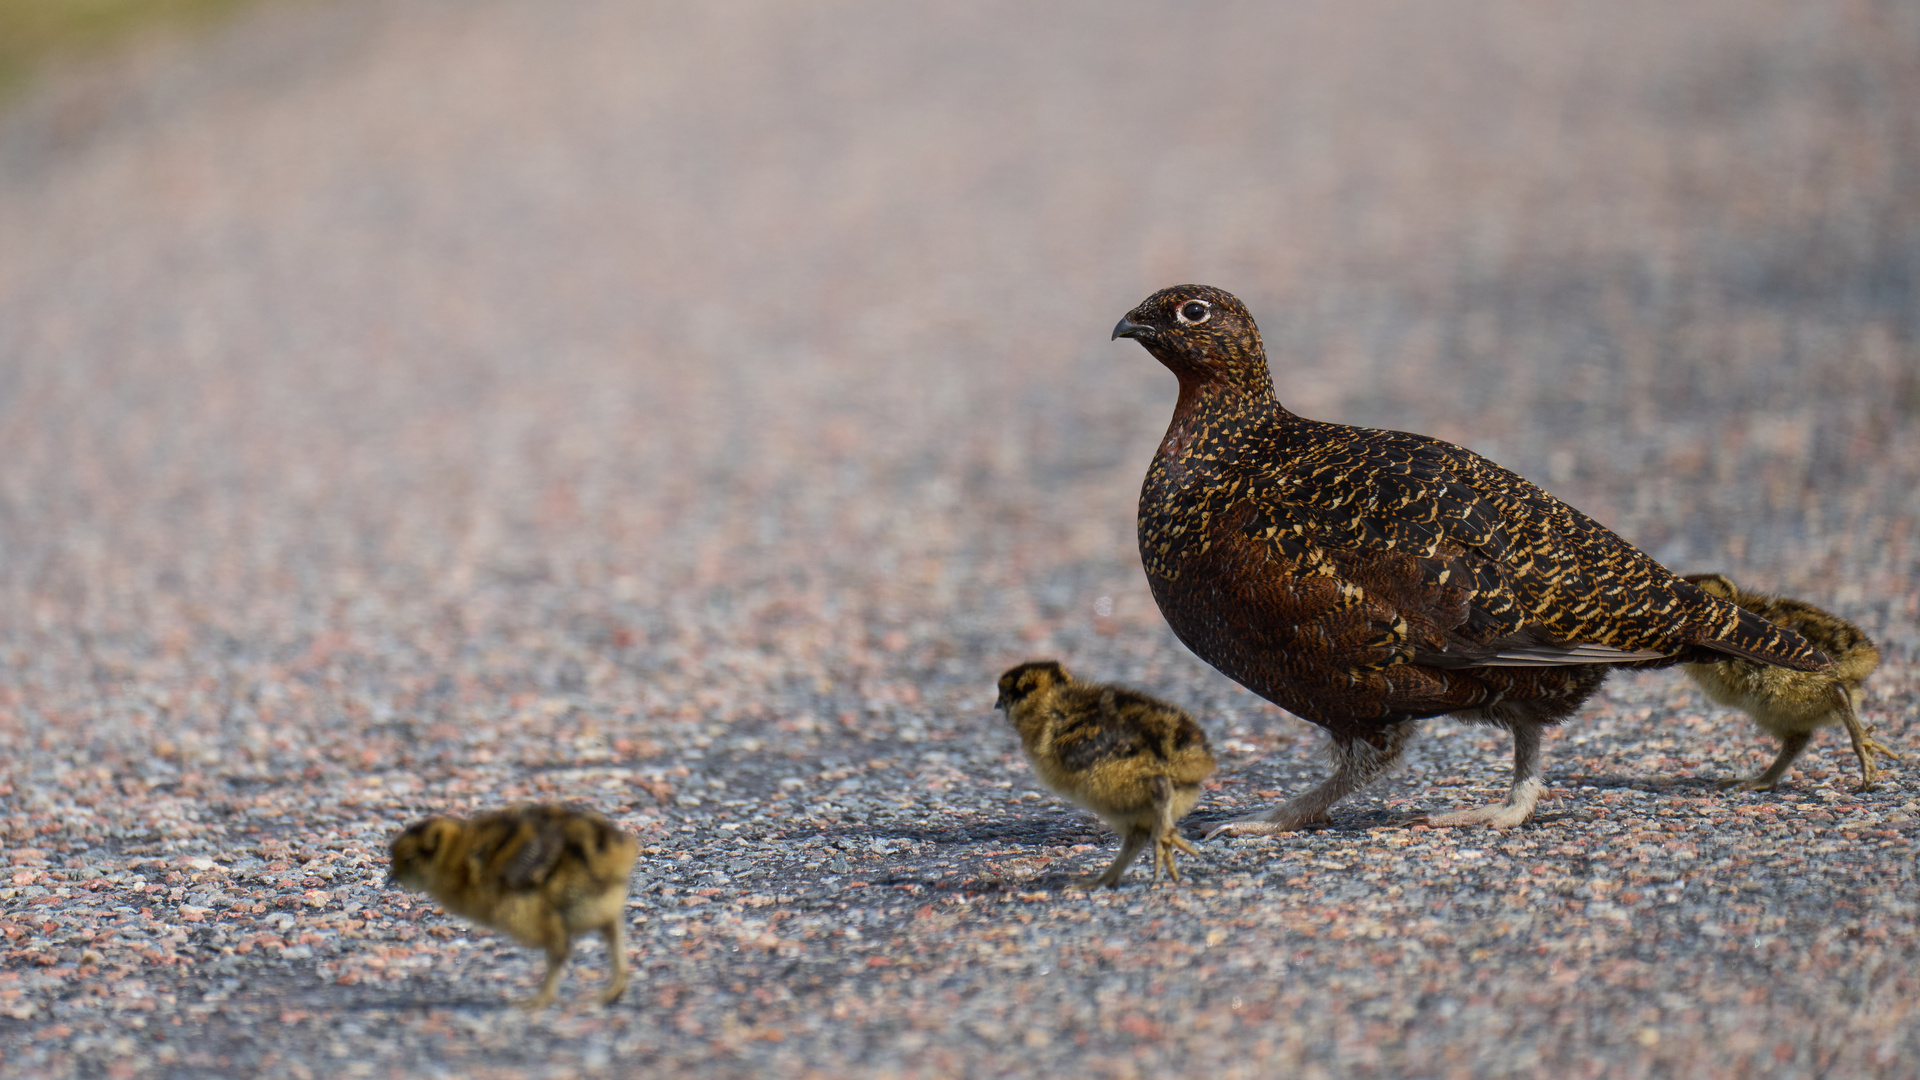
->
[1174,299,1211,326]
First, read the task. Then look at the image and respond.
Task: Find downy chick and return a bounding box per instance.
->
[996,660,1217,888]
[1682,574,1898,791]
[388,804,638,1009]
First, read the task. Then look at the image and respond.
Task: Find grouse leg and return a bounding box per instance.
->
[1205,722,1414,839]
[1428,719,1545,829]
[1717,730,1810,793]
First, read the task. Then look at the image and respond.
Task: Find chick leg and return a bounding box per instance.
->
[1718,730,1810,792]
[1075,827,1151,890]
[1428,719,1545,829]
[1206,722,1414,839]
[594,921,629,1006]
[1148,775,1201,885]
[1832,685,1902,791]
[521,917,571,1011]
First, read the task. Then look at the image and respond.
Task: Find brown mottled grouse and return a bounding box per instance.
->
[1681,573,1898,791]
[996,661,1217,888]
[1112,285,1832,835]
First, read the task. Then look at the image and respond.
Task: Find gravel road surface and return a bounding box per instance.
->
[2,1,1916,1076]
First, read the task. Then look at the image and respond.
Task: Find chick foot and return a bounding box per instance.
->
[1843,721,1902,791]
[519,987,560,1012]
[1150,832,1201,885]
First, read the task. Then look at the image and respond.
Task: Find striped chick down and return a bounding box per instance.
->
[389,804,637,1009]
[997,661,1216,888]
[1683,573,1896,791]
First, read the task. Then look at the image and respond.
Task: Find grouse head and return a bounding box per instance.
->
[1112,285,1273,397]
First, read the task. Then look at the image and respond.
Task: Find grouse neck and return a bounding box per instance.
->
[1158,383,1299,487]
[1170,376,1287,426]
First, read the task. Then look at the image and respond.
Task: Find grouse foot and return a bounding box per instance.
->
[1426,778,1545,829]
[1202,807,1331,840]
[1715,775,1783,793]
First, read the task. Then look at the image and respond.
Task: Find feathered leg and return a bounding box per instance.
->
[1428,719,1546,829]
[1206,722,1415,839]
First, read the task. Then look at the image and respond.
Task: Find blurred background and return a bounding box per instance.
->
[1,0,1915,784]
[2,2,1917,1073]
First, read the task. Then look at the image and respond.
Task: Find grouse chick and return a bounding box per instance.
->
[996,660,1216,888]
[1112,285,1831,836]
[1681,573,1897,791]
[388,804,638,1010]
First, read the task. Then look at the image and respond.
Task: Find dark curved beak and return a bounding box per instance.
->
[1112,317,1150,341]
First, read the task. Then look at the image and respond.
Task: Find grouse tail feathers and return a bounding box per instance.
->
[1681,579,1831,672]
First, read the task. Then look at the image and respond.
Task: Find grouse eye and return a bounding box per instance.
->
[1175,300,1211,326]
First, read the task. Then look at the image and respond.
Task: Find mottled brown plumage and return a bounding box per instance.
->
[996,660,1217,888]
[1681,574,1897,791]
[388,804,637,1010]
[1113,285,1830,835]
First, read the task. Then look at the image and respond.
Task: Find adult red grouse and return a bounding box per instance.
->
[1112,285,1830,835]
